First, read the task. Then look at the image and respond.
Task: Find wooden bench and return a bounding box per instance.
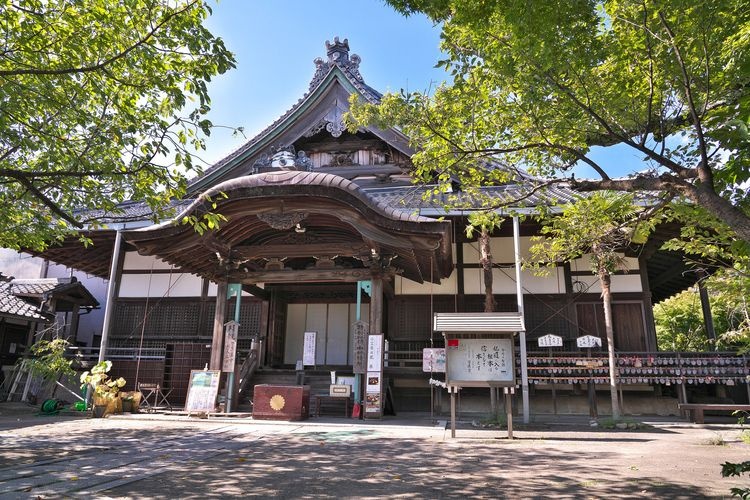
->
[678,403,750,423]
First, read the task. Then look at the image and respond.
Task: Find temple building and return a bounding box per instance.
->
[14,38,747,416]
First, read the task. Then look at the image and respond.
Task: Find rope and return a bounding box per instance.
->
[134,260,158,387]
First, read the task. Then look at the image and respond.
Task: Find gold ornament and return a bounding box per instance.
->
[269,394,286,411]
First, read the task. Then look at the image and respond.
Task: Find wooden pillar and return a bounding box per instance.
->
[697,270,716,345]
[69,304,81,342]
[259,299,270,367]
[639,257,658,352]
[370,276,383,334]
[210,281,228,371]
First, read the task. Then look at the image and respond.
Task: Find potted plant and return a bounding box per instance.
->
[80,360,126,417]
[121,393,135,413]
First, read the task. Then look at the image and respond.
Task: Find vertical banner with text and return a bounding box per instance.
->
[365,333,383,417]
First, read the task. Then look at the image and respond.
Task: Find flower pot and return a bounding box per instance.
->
[121,400,133,413]
[92,404,107,418]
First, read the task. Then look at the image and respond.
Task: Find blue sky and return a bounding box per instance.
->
[200,0,447,165]
[199,0,644,177]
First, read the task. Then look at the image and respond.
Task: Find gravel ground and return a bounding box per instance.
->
[0,402,748,499]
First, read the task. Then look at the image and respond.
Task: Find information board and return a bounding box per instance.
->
[303,331,317,366]
[184,370,221,413]
[446,337,515,386]
[422,348,446,373]
[222,321,239,372]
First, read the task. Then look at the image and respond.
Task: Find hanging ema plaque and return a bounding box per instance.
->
[537,334,563,348]
[576,335,602,348]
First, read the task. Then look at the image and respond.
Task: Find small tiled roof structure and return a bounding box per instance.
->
[0,282,52,322]
[9,278,99,312]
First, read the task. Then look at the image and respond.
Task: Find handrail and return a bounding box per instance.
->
[237,342,260,396]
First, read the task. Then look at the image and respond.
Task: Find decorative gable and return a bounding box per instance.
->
[188,38,413,194]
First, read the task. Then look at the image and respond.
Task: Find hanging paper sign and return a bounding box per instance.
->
[352,321,369,374]
[537,334,563,348]
[367,334,383,372]
[422,348,446,373]
[577,335,602,348]
[222,320,239,372]
[303,331,317,366]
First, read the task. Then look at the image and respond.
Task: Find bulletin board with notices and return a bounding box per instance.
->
[445,335,515,387]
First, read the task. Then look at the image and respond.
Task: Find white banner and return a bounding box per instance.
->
[303,331,317,365]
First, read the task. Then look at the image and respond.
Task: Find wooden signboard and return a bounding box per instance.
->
[222,321,239,373]
[352,321,369,374]
[445,337,515,387]
[184,370,221,414]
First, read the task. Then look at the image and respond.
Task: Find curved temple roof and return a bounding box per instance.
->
[124,171,453,284]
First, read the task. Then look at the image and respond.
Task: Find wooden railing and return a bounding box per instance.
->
[383,347,750,386]
[237,341,261,397]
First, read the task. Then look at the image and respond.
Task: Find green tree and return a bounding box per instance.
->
[349,0,750,249]
[528,192,658,419]
[0,0,235,250]
[655,269,750,351]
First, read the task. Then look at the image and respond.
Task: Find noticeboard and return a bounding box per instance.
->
[423,348,446,373]
[303,331,317,366]
[184,370,221,413]
[445,337,515,387]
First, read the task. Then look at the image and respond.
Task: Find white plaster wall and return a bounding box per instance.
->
[570,254,640,273]
[573,274,643,294]
[119,273,203,297]
[463,267,565,295]
[0,249,44,278]
[462,236,535,265]
[395,272,457,295]
[122,252,173,270]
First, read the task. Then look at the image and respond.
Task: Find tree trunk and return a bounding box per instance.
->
[479,227,495,312]
[599,269,621,419]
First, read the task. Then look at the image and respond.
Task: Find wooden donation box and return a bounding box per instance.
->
[253,385,310,421]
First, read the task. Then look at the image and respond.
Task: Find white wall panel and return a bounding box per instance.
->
[571,253,639,273]
[306,304,328,365]
[118,273,202,297]
[326,304,350,364]
[395,272,457,295]
[122,252,173,270]
[573,274,642,294]
[284,304,306,364]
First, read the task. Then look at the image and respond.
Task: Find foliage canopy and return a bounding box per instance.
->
[0,0,235,250]
[350,0,750,250]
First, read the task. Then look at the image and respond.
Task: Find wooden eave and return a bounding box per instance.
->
[24,230,121,279]
[125,171,452,285]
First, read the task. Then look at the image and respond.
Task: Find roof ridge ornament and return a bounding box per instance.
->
[310,37,363,90]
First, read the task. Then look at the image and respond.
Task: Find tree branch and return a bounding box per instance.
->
[0,1,198,77]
